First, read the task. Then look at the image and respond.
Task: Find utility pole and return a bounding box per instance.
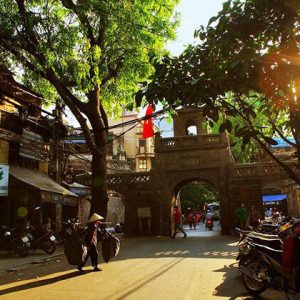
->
[53,99,63,233]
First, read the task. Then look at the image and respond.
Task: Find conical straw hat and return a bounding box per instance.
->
[89,213,104,222]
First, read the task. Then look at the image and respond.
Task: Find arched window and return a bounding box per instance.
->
[185,119,197,135]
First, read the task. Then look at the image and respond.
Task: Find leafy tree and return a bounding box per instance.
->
[140,0,300,184]
[0,0,179,216]
[180,182,218,212]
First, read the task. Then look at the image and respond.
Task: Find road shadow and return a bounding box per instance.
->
[110,235,239,261]
[0,235,239,295]
[213,263,289,300]
[0,269,93,296]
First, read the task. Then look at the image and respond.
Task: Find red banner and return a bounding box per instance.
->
[142,105,154,139]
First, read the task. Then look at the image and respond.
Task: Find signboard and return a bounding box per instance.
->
[0,165,9,196]
[137,207,151,218]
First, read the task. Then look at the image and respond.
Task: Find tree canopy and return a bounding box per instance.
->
[140,0,300,183]
[179,182,218,212]
[0,0,179,215]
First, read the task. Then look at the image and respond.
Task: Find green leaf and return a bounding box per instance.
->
[208,16,219,26]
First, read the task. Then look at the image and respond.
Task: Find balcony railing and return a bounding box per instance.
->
[155,134,226,152]
[230,161,298,178]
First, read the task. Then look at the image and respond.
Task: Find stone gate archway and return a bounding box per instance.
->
[170,177,219,233]
[78,107,300,236]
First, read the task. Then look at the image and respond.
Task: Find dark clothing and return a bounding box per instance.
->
[85,222,98,246]
[79,244,98,268]
[78,222,99,269]
[172,224,187,238]
[249,210,260,229]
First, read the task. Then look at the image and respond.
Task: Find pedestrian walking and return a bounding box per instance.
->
[235,202,248,230]
[78,213,104,272]
[172,205,187,238]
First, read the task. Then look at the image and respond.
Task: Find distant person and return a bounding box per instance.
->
[235,202,248,229]
[188,211,194,229]
[192,210,197,229]
[248,205,260,230]
[265,207,272,218]
[172,206,187,239]
[205,209,213,230]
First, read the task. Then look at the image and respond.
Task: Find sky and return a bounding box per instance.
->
[63,1,225,134]
[156,0,225,137]
[166,0,224,56]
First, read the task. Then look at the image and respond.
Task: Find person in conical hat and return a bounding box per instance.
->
[89,213,104,223]
[78,212,104,272]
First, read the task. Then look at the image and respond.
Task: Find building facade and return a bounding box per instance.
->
[0,67,77,231]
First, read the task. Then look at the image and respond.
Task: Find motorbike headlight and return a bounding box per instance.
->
[4,231,11,237]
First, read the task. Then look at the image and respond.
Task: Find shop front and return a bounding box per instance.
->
[4,166,78,232]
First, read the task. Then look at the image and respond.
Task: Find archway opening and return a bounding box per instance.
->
[172,180,220,237]
[185,119,198,136]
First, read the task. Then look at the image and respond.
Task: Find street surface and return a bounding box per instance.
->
[0,223,296,300]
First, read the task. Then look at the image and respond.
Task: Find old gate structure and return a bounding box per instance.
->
[86,107,300,236]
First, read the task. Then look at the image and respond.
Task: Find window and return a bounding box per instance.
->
[185,119,197,136]
[138,159,147,170]
[139,139,146,154]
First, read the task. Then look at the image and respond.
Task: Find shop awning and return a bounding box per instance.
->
[262,194,287,202]
[10,166,78,205]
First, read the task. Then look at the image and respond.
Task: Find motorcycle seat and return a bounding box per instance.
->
[249,241,283,253]
[261,224,278,229]
[247,231,280,241]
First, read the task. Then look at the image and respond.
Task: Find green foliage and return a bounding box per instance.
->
[180,182,218,212]
[141,0,300,182]
[0,169,3,181]
[0,0,179,114]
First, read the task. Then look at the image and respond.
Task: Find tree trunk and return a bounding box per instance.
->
[90,149,108,218]
[87,93,109,219]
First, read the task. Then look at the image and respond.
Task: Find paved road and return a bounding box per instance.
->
[0,233,295,300]
[0,247,64,272]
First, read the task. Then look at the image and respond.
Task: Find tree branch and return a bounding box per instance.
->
[271,123,296,147]
[96,26,106,48]
[60,0,96,45]
[101,54,125,87]
[44,69,96,151]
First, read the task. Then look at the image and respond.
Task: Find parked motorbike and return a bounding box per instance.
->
[59,219,85,243]
[236,228,282,267]
[238,219,300,299]
[257,216,292,234]
[0,226,30,257]
[206,218,214,230]
[25,222,56,254]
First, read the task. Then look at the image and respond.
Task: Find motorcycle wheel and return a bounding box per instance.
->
[238,255,250,268]
[17,245,29,258]
[42,241,55,254]
[242,261,268,295]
